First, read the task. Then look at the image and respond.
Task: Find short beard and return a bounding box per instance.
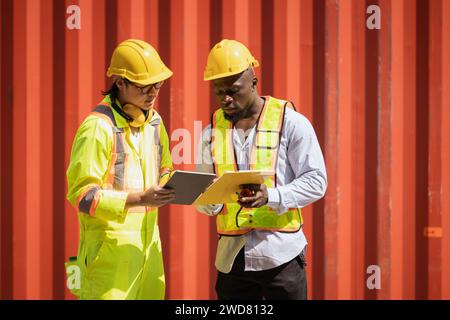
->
[223,107,251,123]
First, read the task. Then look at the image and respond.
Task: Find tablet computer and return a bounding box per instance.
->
[163,170,216,205]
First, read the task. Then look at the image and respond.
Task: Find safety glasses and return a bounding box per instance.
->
[123,78,164,95]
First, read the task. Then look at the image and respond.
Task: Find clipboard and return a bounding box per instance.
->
[163,170,216,204]
[194,170,274,205]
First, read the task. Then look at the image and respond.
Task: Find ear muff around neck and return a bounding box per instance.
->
[109,96,151,128]
[122,104,146,127]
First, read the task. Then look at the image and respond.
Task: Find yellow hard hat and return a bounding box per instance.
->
[204,39,259,81]
[107,39,172,86]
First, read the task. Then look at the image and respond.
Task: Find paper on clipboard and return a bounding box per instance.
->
[193,170,274,205]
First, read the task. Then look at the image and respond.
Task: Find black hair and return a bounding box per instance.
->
[102,82,119,99]
[101,80,149,121]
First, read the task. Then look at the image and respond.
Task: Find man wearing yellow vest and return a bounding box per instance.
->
[197,39,327,299]
[66,39,175,299]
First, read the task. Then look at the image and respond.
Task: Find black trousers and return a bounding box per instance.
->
[216,247,307,300]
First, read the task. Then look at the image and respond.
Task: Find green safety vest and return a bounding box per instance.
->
[65,95,172,299]
[211,96,303,236]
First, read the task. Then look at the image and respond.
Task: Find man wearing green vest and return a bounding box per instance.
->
[196,39,327,299]
[66,39,175,299]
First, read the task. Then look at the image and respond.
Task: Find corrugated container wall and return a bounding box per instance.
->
[1,0,450,300]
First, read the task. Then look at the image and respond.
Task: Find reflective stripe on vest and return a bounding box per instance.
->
[211,96,303,236]
[92,104,127,190]
[77,103,162,215]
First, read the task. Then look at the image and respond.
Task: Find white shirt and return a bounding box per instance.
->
[129,130,140,152]
[196,105,327,273]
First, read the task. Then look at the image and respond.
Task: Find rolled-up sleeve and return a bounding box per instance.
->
[66,117,129,222]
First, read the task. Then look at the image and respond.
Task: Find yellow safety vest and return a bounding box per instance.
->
[211,96,303,236]
[65,95,172,299]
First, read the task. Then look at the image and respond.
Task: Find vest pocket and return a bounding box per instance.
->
[84,238,144,299]
[255,131,279,149]
[86,240,106,267]
[84,240,114,298]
